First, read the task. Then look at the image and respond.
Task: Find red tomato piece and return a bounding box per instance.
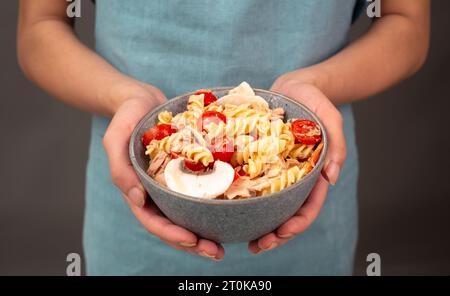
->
[237,168,249,177]
[209,137,234,163]
[291,119,322,145]
[197,111,227,132]
[194,89,218,106]
[183,159,208,172]
[142,124,177,147]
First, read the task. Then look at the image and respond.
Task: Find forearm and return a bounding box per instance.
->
[17,2,152,116]
[281,0,430,104]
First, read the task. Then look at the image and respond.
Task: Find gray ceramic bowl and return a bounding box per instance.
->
[129,87,327,243]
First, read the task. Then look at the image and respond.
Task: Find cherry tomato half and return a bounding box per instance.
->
[291,119,322,145]
[194,89,218,106]
[183,159,208,172]
[197,111,227,132]
[237,168,249,177]
[209,137,234,163]
[142,124,177,147]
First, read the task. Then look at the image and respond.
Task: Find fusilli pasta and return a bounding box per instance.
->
[157,111,172,124]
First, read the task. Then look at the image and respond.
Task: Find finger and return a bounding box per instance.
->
[276,176,329,237]
[248,233,291,254]
[309,96,346,185]
[162,239,225,261]
[103,100,155,207]
[247,176,329,254]
[128,199,198,247]
[270,75,297,94]
[161,239,191,252]
[215,244,226,260]
[248,240,261,254]
[191,239,224,260]
[257,232,279,251]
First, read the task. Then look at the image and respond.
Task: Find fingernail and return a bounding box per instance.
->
[324,161,340,185]
[127,187,146,207]
[262,242,278,251]
[252,248,263,255]
[179,242,197,247]
[199,251,216,259]
[278,232,294,239]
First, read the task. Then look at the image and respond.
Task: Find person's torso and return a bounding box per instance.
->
[95,0,359,97]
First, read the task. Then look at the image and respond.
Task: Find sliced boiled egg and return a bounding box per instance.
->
[164,158,235,199]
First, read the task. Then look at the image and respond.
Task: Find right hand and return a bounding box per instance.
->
[102,85,225,260]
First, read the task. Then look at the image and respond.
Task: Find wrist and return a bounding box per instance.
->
[104,79,164,116]
[290,66,329,92]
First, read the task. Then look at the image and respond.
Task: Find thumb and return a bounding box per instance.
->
[103,98,158,207]
[306,91,347,185]
[271,82,347,185]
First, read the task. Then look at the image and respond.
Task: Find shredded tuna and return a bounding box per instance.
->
[270,107,285,120]
[154,172,167,187]
[224,176,270,199]
[286,158,302,168]
[147,151,169,177]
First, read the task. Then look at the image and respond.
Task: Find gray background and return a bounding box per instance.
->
[1,1,449,275]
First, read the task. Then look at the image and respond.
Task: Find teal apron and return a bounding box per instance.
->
[84,0,361,275]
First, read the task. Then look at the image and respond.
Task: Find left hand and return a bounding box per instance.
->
[248,75,347,254]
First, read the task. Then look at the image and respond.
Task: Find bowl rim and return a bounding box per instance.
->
[129,87,328,205]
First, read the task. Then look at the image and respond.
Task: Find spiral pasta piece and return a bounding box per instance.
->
[234,135,255,149]
[289,144,315,160]
[268,119,285,136]
[204,103,224,113]
[145,139,161,159]
[223,104,268,119]
[181,143,214,166]
[146,132,190,157]
[245,136,286,163]
[157,111,173,124]
[231,135,255,166]
[225,117,262,137]
[261,165,307,195]
[172,110,198,129]
[204,121,226,139]
[279,123,295,158]
[187,94,204,118]
[243,157,265,178]
[159,133,179,153]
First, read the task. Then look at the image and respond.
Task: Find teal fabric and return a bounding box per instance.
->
[84,0,360,275]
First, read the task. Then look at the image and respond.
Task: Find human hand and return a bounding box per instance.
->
[249,76,347,254]
[102,85,225,260]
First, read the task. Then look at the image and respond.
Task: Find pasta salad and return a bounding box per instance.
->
[142,82,323,199]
